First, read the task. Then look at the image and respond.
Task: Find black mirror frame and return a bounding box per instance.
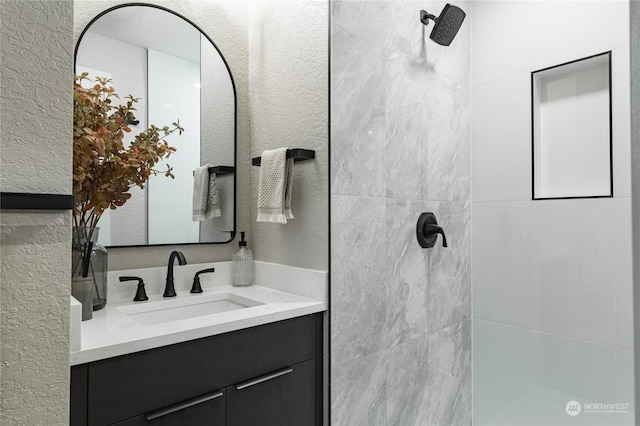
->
[74,2,237,247]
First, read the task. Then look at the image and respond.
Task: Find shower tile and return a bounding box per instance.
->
[471,1,629,86]
[616,249,634,351]
[385,199,430,348]
[471,74,531,203]
[331,1,473,423]
[386,336,430,426]
[472,201,532,328]
[610,0,630,49]
[383,0,428,61]
[384,51,430,111]
[424,71,470,203]
[427,201,471,332]
[613,199,634,351]
[470,1,535,87]
[473,319,534,426]
[531,198,630,346]
[611,198,633,350]
[384,105,426,200]
[612,47,631,198]
[615,349,634,426]
[427,320,472,426]
[529,1,626,73]
[331,195,388,362]
[472,1,629,88]
[331,26,386,197]
[331,349,387,426]
[533,332,616,406]
[331,0,391,49]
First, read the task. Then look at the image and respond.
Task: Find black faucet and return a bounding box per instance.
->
[163,250,187,297]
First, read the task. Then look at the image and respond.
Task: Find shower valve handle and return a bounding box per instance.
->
[417,212,448,248]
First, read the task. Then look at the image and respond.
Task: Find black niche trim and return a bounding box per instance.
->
[1,192,74,210]
[531,51,613,201]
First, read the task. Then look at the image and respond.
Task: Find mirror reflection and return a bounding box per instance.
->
[75,5,236,247]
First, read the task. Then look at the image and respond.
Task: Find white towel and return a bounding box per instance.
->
[257,148,294,223]
[192,164,221,221]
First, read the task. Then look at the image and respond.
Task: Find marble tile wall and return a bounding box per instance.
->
[330,1,471,424]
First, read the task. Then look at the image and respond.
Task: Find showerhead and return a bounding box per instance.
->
[420,4,466,46]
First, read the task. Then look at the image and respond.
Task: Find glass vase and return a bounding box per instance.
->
[72,226,108,311]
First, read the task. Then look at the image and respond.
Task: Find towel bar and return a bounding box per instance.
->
[207,166,235,175]
[192,166,235,176]
[1,192,74,210]
[252,149,315,166]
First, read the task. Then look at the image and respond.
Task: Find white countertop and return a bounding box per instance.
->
[70,262,327,365]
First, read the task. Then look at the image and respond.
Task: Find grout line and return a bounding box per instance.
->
[472,317,628,351]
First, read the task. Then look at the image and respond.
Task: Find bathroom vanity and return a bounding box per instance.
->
[70,262,327,426]
[66,1,330,424]
[71,314,321,426]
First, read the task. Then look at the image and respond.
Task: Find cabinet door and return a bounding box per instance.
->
[227,359,316,426]
[111,389,226,426]
[70,365,88,426]
[88,314,317,425]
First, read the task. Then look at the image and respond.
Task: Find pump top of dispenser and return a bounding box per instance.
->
[239,231,247,247]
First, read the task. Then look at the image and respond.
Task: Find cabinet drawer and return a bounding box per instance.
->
[227,359,316,426]
[87,314,318,426]
[112,389,226,426]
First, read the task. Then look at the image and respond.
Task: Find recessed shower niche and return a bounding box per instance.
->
[532,51,612,200]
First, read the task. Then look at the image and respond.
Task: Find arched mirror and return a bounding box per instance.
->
[75,4,236,247]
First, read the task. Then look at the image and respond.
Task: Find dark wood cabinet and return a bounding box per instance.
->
[227,359,316,426]
[70,314,322,426]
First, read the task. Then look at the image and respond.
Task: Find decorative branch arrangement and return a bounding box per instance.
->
[72,73,183,278]
[73,73,184,230]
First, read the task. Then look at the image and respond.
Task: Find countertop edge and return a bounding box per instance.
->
[70,301,326,366]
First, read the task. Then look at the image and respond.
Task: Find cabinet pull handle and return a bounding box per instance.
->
[145,390,224,421]
[235,367,294,390]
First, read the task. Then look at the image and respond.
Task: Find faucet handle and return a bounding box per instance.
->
[191,268,216,293]
[416,212,448,248]
[119,276,149,302]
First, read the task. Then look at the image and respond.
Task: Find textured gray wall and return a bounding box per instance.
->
[330,1,471,424]
[631,1,640,423]
[74,0,250,269]
[0,1,73,195]
[248,1,329,271]
[0,0,73,424]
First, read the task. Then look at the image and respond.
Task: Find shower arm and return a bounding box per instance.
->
[420,10,437,26]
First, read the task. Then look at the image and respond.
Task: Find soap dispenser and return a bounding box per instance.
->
[232,232,254,287]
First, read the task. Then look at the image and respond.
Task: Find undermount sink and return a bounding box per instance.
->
[117,292,264,326]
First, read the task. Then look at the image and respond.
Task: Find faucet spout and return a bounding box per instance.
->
[164,250,187,297]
